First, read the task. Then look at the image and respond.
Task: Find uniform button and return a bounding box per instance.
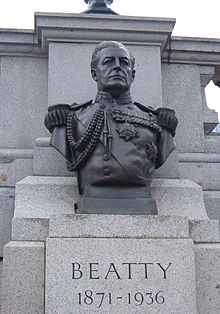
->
[103,168,111,176]
[103,154,110,161]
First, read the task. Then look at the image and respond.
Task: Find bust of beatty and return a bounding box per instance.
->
[45,41,178,215]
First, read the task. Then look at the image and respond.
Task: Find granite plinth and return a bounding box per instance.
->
[2,241,45,314]
[189,219,220,243]
[14,176,79,218]
[49,214,189,239]
[152,179,208,219]
[12,218,49,241]
[46,215,195,313]
[195,244,220,314]
[13,176,208,220]
[45,237,196,314]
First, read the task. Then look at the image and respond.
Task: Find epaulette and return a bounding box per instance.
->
[70,100,93,111]
[133,102,158,115]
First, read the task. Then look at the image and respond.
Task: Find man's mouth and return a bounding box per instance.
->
[109,75,124,80]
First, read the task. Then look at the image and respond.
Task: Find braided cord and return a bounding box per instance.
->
[66,112,75,145]
[74,108,104,151]
[67,108,104,171]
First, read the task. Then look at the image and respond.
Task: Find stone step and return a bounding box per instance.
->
[14,176,79,219]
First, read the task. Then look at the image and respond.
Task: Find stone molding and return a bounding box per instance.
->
[162,36,220,65]
[179,153,220,163]
[0,149,33,162]
[0,12,220,66]
[35,13,175,52]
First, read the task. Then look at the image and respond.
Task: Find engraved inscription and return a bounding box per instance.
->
[70,261,172,309]
[71,262,172,280]
[77,290,165,308]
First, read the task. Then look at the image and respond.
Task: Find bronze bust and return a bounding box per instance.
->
[45,41,178,215]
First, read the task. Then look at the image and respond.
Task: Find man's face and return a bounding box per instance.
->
[91,46,135,96]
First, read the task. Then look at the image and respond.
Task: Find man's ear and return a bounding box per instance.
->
[91,69,97,81]
[132,69,136,82]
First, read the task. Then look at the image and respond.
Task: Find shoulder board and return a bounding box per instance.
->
[133,102,158,115]
[70,100,93,111]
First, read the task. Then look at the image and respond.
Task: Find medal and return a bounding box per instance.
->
[116,122,139,141]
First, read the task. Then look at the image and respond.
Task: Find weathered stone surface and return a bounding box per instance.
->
[189,219,219,243]
[0,188,15,257]
[49,214,189,239]
[162,63,206,152]
[195,243,220,314]
[12,218,49,241]
[33,138,73,177]
[204,137,220,153]
[46,238,196,314]
[48,43,163,108]
[0,155,33,187]
[152,179,208,219]
[2,241,45,314]
[14,176,79,218]
[0,57,48,148]
[179,153,220,190]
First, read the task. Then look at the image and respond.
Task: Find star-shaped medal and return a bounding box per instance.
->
[116,123,139,141]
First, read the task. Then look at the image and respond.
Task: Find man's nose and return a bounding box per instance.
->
[113,58,121,69]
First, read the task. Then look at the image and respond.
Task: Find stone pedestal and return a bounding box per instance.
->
[195,243,220,314]
[45,215,196,314]
[1,209,220,314]
[1,241,45,314]
[12,175,209,220]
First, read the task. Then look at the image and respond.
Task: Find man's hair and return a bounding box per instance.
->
[91,41,135,69]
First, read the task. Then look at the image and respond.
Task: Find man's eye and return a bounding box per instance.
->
[121,60,129,65]
[103,59,112,64]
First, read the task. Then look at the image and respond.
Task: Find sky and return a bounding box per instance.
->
[0,0,219,119]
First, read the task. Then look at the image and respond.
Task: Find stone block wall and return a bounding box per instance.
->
[0,54,49,256]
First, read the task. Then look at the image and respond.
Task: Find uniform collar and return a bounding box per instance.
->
[94,91,132,106]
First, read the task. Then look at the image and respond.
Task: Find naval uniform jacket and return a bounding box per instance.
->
[50,92,176,194]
